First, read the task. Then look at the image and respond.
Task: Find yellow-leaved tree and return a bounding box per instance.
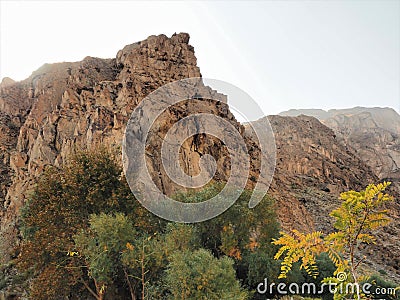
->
[273,182,396,300]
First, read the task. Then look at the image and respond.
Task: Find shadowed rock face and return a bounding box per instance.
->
[0,33,399,294]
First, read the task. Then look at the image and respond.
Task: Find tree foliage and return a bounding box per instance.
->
[17,148,158,299]
[74,213,137,299]
[273,182,396,299]
[273,230,326,279]
[165,248,250,300]
[17,148,282,299]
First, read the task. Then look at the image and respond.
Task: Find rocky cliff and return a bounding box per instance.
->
[0,33,265,266]
[0,33,191,259]
[0,33,398,290]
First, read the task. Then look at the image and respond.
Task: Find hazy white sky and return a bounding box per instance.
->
[1,0,399,116]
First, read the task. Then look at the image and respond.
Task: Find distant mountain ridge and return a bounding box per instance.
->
[280,107,400,186]
[280,107,400,135]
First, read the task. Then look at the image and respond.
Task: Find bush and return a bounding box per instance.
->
[165,248,250,300]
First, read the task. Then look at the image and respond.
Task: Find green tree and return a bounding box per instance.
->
[121,232,165,300]
[162,223,201,257]
[18,148,158,299]
[120,223,201,299]
[74,213,137,300]
[165,248,250,300]
[175,185,279,256]
[17,149,282,299]
[75,216,197,300]
[174,184,281,297]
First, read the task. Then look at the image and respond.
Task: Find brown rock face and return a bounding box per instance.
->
[323,110,400,184]
[246,115,380,234]
[263,115,378,229]
[0,33,203,261]
[0,33,263,265]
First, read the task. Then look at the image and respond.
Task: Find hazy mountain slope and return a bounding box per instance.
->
[280,107,400,190]
[280,107,400,134]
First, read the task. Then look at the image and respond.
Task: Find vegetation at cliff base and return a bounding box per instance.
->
[14,148,398,299]
[17,148,283,300]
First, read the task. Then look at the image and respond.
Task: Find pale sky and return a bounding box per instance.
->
[1,0,399,117]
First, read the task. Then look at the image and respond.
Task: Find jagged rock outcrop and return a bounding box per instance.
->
[0,78,16,88]
[0,35,168,258]
[0,33,262,266]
